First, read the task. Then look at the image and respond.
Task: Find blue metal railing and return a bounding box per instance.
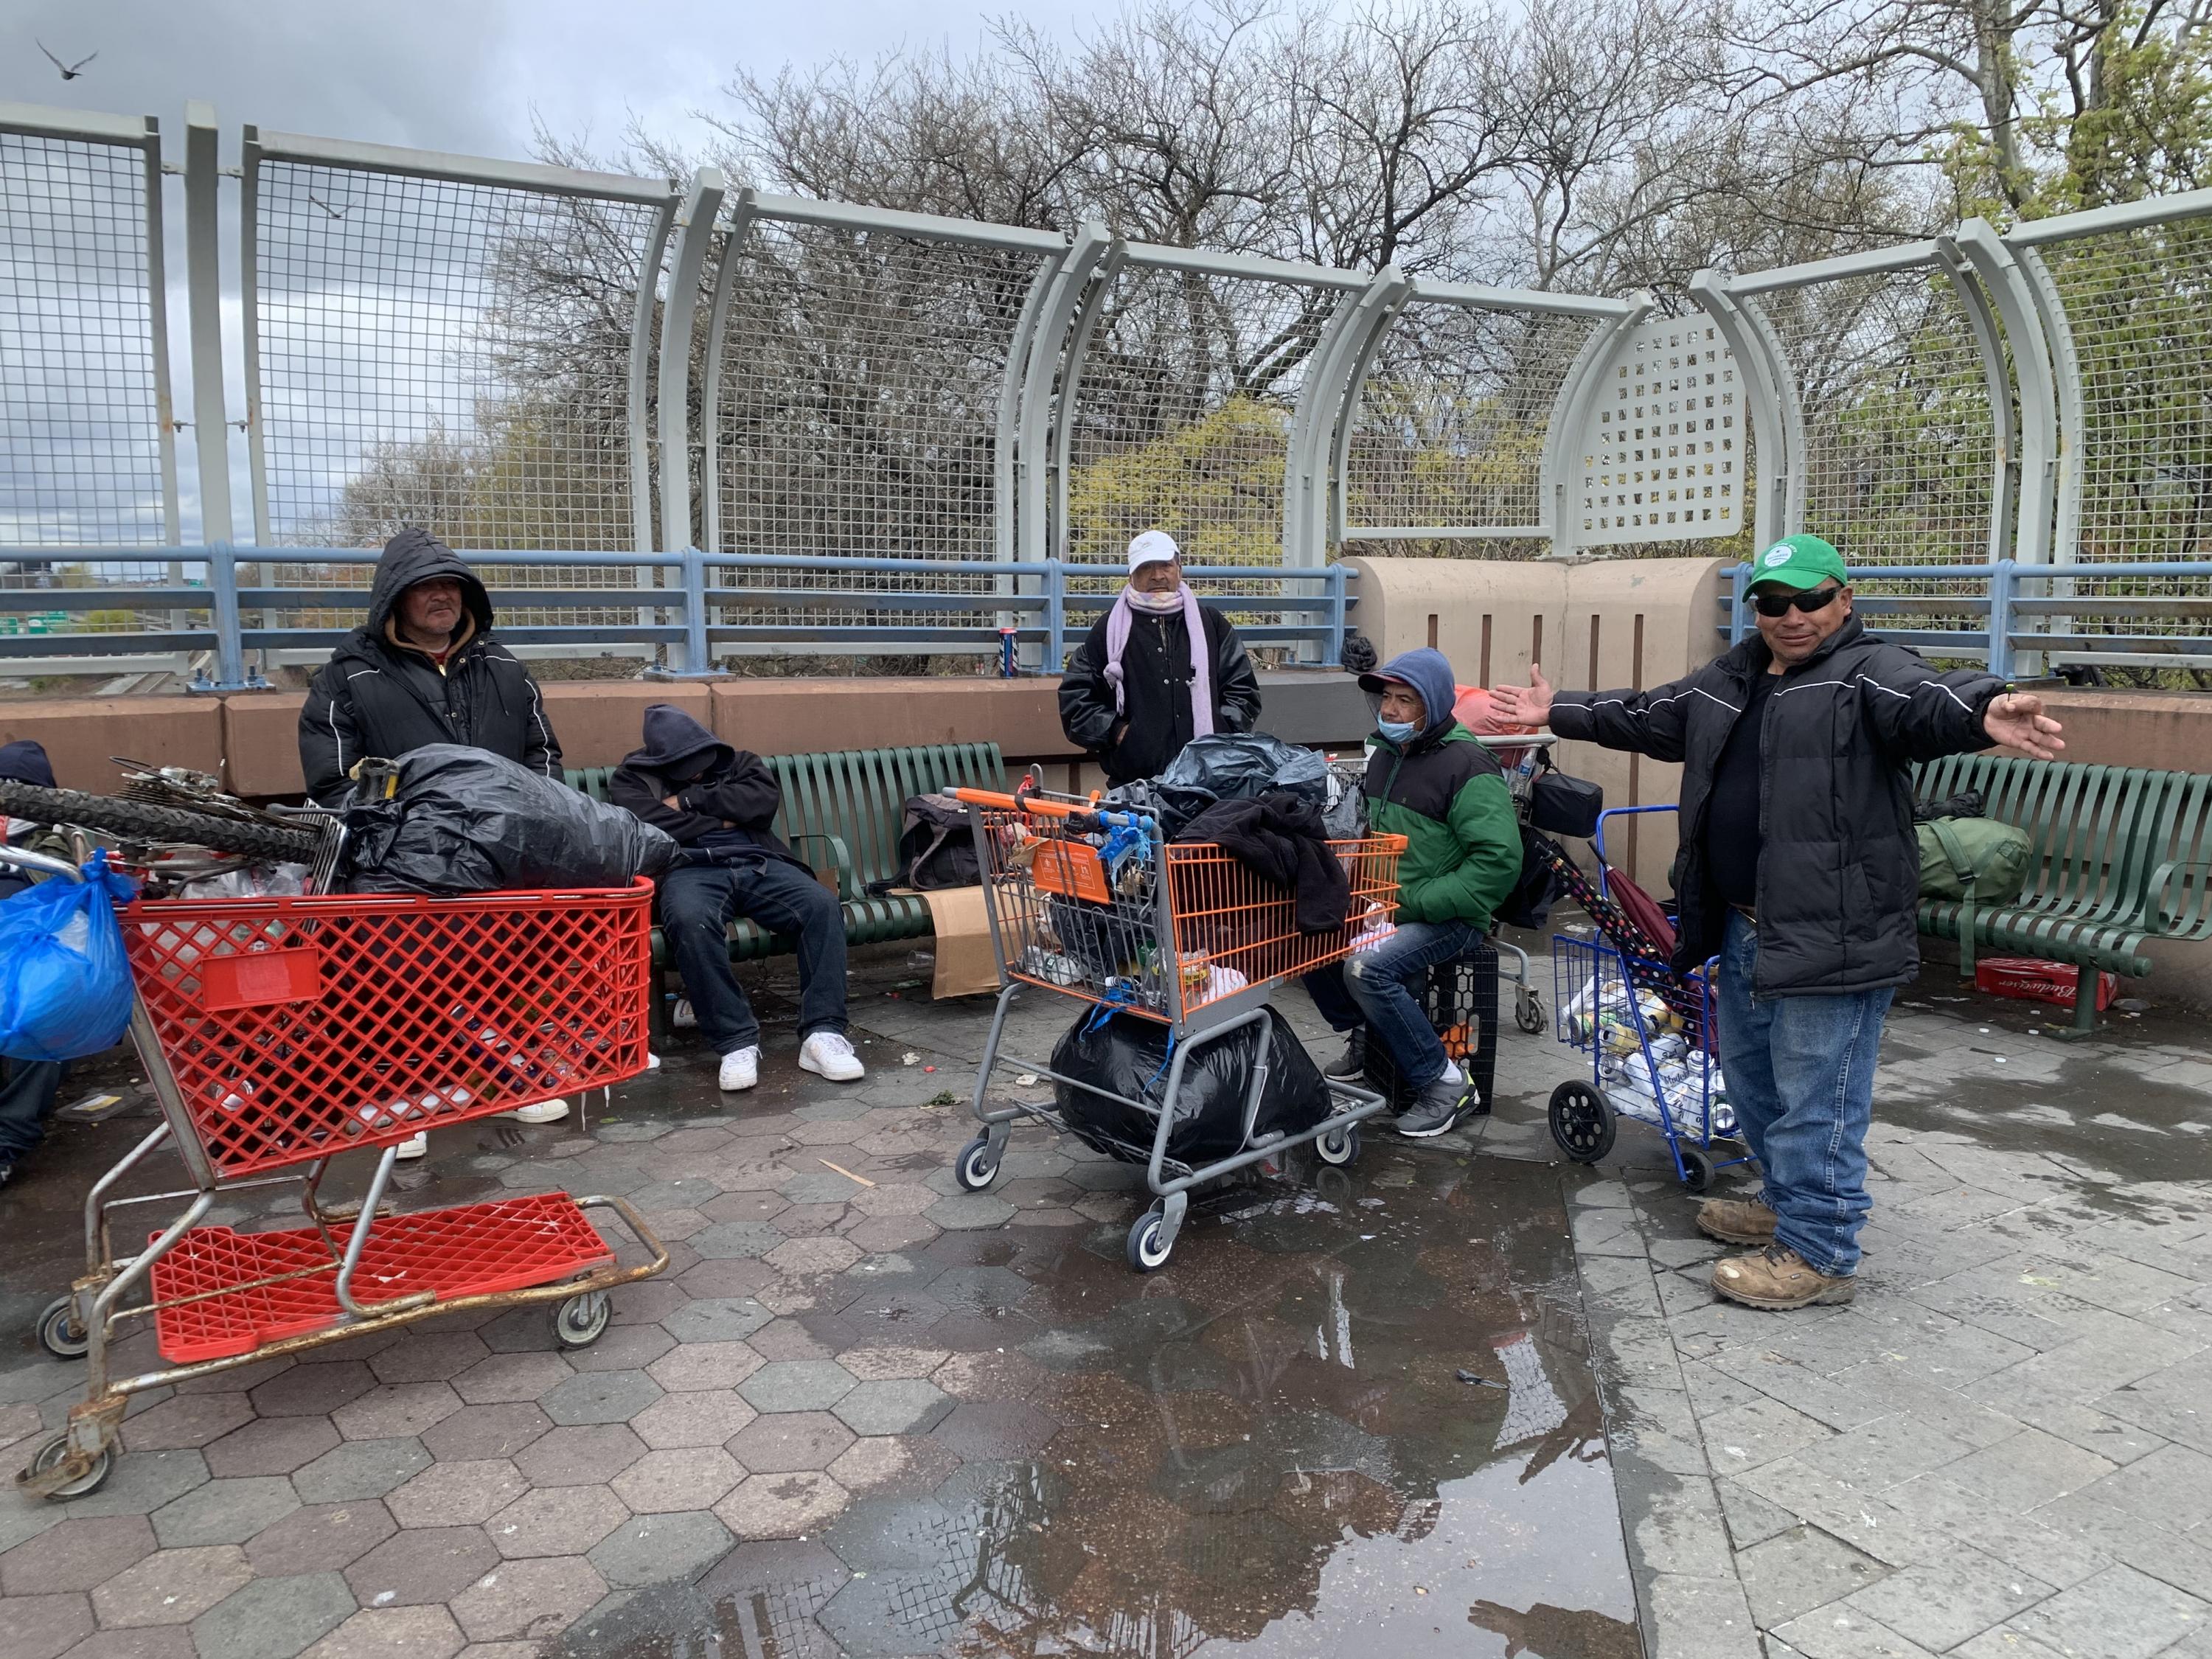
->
[0,548,1352,689]
[1724,559,2212,677]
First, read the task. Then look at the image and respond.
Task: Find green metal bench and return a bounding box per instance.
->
[1912,754,2208,1030]
[568,742,1009,1033]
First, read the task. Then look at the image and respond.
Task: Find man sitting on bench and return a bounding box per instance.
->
[612,706,865,1093]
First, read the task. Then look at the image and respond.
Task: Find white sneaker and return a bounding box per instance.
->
[799,1031,865,1082]
[718,1047,761,1092]
[499,1098,571,1125]
[645,1051,663,1071]
[393,1132,428,1161]
[672,998,698,1030]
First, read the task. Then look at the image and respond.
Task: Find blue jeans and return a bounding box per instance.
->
[1304,919,1475,1091]
[1717,911,1893,1277]
[660,860,849,1057]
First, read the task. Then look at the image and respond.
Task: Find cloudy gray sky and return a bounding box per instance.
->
[2,0,1084,164]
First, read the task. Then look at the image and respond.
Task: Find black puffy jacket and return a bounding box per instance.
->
[608,703,804,869]
[1059,606,1262,786]
[1548,616,2003,997]
[298,531,563,807]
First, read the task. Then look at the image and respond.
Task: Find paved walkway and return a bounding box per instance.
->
[1,942,2206,1658]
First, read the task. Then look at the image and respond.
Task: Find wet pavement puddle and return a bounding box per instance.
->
[554,1149,1638,1658]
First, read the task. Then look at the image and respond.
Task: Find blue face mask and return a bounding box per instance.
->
[1377,718,1419,745]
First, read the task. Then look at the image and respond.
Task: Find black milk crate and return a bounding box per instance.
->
[1360,938,1501,1110]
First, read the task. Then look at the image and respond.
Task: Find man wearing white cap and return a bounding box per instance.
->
[1059,531,1262,787]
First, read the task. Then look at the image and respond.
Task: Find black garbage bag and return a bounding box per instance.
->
[1049,1006,1331,1167]
[1113,733,1329,836]
[341,745,680,895]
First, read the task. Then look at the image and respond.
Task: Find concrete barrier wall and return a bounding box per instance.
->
[1342,556,1731,891]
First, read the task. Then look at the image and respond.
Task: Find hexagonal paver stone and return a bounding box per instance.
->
[827,1435,961,1500]
[331,1383,462,1441]
[588,1510,736,1589]
[644,1340,764,1395]
[514,1423,648,1487]
[421,1402,553,1463]
[929,1266,1034,1316]
[822,1495,971,1574]
[91,1544,254,1627]
[841,1346,948,1383]
[850,1183,938,1218]
[246,1361,379,1420]
[764,1237,863,1276]
[449,1553,608,1644]
[150,1475,301,1548]
[243,1503,399,1576]
[611,1447,746,1514]
[203,1415,342,1478]
[292,1438,433,1505]
[565,1324,676,1374]
[367,1332,490,1386]
[59,1446,211,1523]
[846,1216,939,1255]
[737,1361,859,1414]
[923,1194,1017,1230]
[192,1571,357,1659]
[0,1513,156,1594]
[627,1177,724,1211]
[487,1486,629,1559]
[659,1298,773,1345]
[777,1172,861,1206]
[343,1526,500,1609]
[725,1412,855,1475]
[689,1221,786,1260]
[931,1399,1060,1460]
[300,1603,465,1659]
[713,1472,849,1542]
[699,1191,789,1225]
[451,1349,574,1406]
[4,1591,92,1659]
[116,1391,255,1451]
[539,1368,664,1427]
[629,1391,759,1452]
[386,1459,529,1528]
[832,1380,954,1438]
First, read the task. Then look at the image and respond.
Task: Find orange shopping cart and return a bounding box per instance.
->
[948,781,1408,1271]
[6,843,668,1500]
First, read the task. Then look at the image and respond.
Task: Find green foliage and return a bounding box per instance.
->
[1066,395,1293,565]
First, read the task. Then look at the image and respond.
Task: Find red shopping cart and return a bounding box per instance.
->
[10,850,668,1500]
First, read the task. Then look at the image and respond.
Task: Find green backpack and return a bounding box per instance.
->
[1916,816,2032,905]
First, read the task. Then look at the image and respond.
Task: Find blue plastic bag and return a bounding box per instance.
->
[0,852,139,1062]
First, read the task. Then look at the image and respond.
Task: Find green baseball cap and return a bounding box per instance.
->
[1748,533,1849,591]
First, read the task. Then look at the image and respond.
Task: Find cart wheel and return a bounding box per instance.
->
[1315,1124,1361,1167]
[26,1433,111,1500]
[1516,992,1546,1035]
[1126,1209,1174,1274]
[1675,1144,1716,1194]
[953,1135,1001,1192]
[36,1296,88,1360]
[1548,1082,1615,1164]
[551,1290,611,1349]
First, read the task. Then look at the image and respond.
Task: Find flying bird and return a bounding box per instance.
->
[307,193,348,220]
[37,41,98,80]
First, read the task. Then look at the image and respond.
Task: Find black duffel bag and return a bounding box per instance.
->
[868,792,980,894]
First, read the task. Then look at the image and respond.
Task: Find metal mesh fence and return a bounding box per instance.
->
[2025,220,2212,671]
[0,128,173,555]
[1341,300,1599,549]
[709,219,1048,639]
[250,159,672,634]
[1747,265,2000,656]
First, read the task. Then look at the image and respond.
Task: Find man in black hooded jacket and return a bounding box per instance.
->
[611,706,865,1096]
[298,529,562,808]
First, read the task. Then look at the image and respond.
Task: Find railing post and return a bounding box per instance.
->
[198,543,251,692]
[1325,566,1347,666]
[1989,558,2016,679]
[1729,563,1750,645]
[1044,557,1065,672]
[684,548,711,673]
[183,103,233,546]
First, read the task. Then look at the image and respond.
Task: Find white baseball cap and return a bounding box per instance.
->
[1127,530,1180,572]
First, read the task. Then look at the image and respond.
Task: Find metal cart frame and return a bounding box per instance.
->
[949,785,1402,1271]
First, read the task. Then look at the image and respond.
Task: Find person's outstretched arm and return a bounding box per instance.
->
[1492,663,1699,763]
[1858,653,2065,762]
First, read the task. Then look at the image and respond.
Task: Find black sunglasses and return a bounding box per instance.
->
[1751,584,1845,619]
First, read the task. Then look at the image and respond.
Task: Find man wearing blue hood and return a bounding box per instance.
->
[1303,648,1523,1138]
[0,740,69,1186]
[611,706,864,1093]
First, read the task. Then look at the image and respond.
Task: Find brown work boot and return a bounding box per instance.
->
[1711,1244,1856,1310]
[1697,1196,1778,1246]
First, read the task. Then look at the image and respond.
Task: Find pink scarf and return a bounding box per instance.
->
[1103,583,1215,739]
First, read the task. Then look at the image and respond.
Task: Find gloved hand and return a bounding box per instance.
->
[1340,632,1377,674]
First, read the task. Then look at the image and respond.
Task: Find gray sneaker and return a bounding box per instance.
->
[1324,1030,1368,1082]
[1397,1073,1475,1138]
